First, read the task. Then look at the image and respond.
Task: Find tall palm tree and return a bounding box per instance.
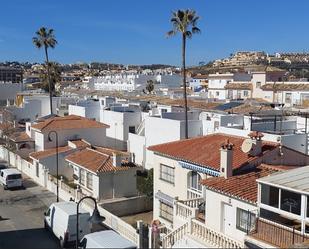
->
[167,10,200,139]
[33,27,57,114]
[40,62,61,95]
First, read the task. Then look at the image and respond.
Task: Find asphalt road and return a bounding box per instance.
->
[0,176,62,249]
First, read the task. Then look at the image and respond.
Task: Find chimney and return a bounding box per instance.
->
[220,140,234,179]
[112,152,122,167]
[248,131,264,156]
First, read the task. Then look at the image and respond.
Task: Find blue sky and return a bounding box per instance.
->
[0,0,308,66]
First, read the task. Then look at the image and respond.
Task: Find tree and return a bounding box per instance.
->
[137,169,153,198]
[33,27,57,114]
[40,62,61,95]
[145,80,154,94]
[167,9,200,139]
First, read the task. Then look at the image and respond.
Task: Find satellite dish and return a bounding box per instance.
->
[242,139,253,153]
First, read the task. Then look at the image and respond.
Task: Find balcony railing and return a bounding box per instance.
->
[174,197,204,221]
[187,188,203,199]
[249,217,309,248]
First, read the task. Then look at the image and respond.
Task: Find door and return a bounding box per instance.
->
[222,203,233,237]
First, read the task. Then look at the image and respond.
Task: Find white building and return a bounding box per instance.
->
[89,73,181,92]
[208,73,251,100]
[100,106,142,151]
[28,115,109,151]
[149,132,309,248]
[66,146,138,200]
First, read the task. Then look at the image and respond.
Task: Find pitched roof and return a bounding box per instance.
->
[65,147,136,174]
[30,146,73,160]
[225,83,252,90]
[200,165,281,204]
[148,133,278,172]
[261,83,309,92]
[31,115,109,132]
[9,131,33,143]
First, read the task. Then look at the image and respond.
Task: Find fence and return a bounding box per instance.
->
[250,217,309,248]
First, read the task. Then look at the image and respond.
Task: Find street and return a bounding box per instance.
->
[0,176,61,249]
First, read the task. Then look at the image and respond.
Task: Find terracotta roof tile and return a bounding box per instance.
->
[65,148,136,174]
[31,115,109,132]
[30,146,73,160]
[261,83,309,91]
[148,133,278,172]
[200,165,280,203]
[225,83,252,90]
[9,132,33,143]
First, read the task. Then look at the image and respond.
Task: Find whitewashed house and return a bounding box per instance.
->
[100,106,142,150]
[148,132,309,248]
[65,146,138,200]
[29,115,109,151]
[207,73,251,100]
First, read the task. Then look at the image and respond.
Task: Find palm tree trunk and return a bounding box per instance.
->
[182,33,188,139]
[44,46,53,115]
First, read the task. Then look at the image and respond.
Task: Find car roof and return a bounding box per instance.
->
[1,168,21,175]
[52,201,89,215]
[84,230,136,248]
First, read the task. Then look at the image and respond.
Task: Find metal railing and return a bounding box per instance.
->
[250,217,309,248]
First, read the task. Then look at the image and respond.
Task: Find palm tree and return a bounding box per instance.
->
[167,10,200,139]
[40,62,61,95]
[33,27,57,114]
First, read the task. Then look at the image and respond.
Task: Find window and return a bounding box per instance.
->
[216,91,220,97]
[236,208,256,233]
[159,202,173,222]
[261,184,279,208]
[80,169,85,186]
[244,90,249,97]
[86,172,93,190]
[36,162,39,177]
[285,93,292,103]
[281,190,301,215]
[256,82,262,88]
[190,171,202,192]
[160,164,175,184]
[129,126,136,134]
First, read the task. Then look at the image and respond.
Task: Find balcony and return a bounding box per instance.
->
[248,217,309,248]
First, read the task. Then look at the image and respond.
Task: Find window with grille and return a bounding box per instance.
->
[159,202,173,222]
[160,164,174,184]
[236,208,256,233]
[86,172,93,190]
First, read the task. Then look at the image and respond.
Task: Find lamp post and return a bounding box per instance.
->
[48,130,59,202]
[76,196,105,249]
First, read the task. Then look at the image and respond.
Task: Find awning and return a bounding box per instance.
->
[155,191,174,206]
[178,161,220,177]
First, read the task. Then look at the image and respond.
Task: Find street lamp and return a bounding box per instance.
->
[76,196,105,249]
[48,130,59,202]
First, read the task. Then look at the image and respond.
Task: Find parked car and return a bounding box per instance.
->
[80,230,137,249]
[0,168,23,189]
[44,202,91,248]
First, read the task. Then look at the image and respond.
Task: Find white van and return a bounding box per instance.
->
[80,230,137,249]
[0,168,23,189]
[44,202,91,248]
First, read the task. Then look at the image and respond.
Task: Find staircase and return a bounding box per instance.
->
[161,219,243,248]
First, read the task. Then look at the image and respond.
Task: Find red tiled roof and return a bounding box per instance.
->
[261,83,309,92]
[9,132,33,143]
[148,133,278,172]
[30,146,73,160]
[200,165,280,203]
[65,148,136,174]
[31,115,109,132]
[224,83,252,90]
[69,139,91,148]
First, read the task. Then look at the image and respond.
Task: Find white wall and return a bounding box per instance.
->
[128,133,146,166]
[205,189,256,243]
